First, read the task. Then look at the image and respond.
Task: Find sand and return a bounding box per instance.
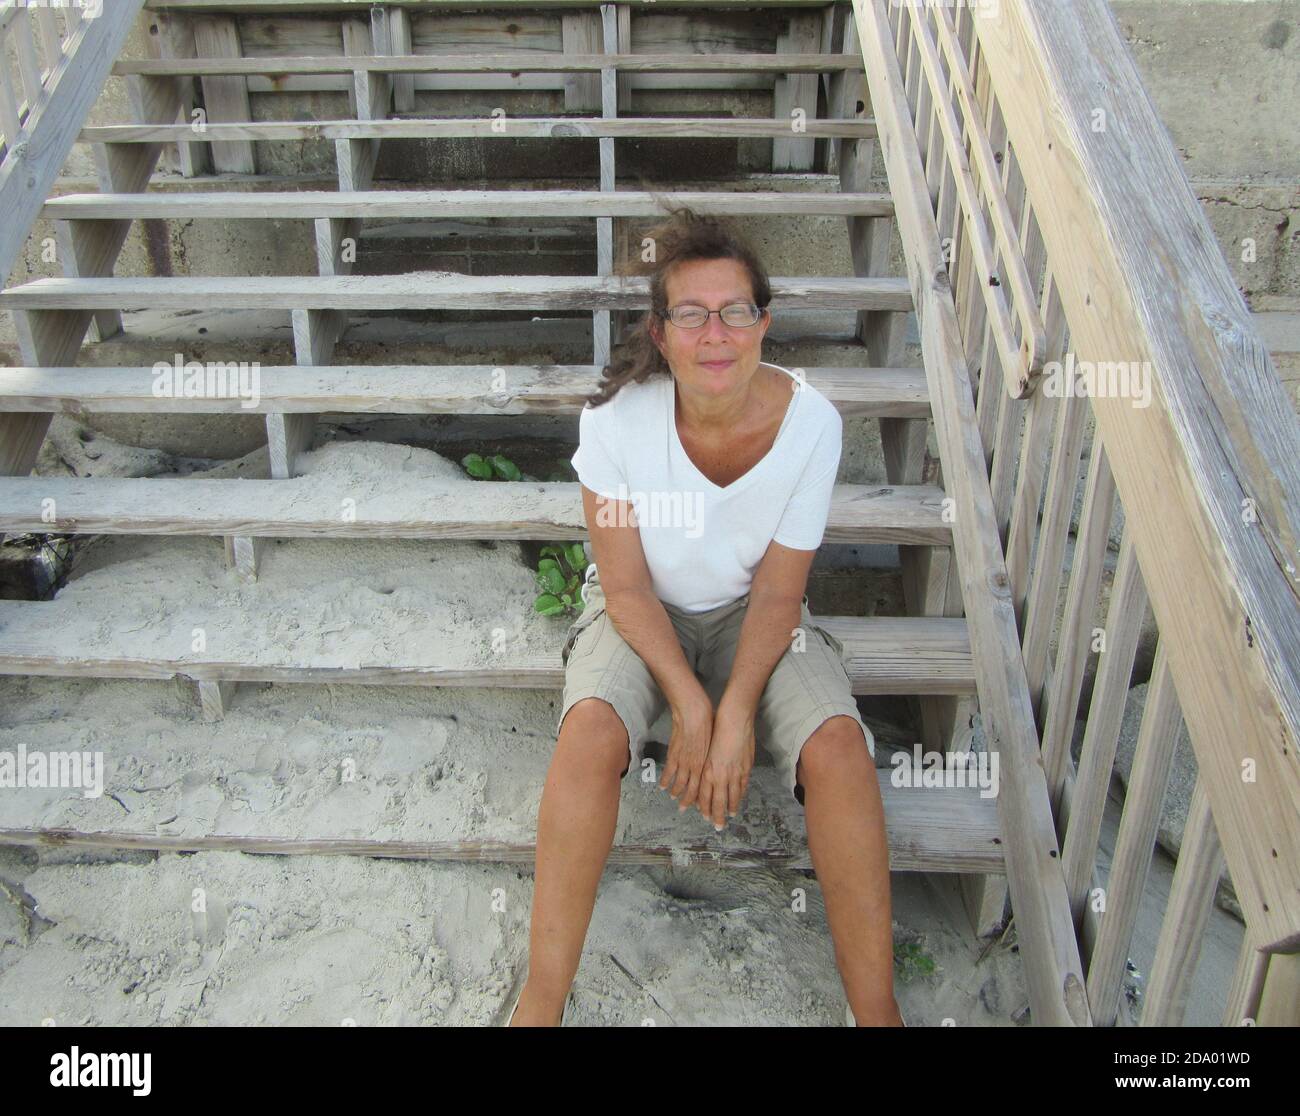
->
[0,417,1222,1027]
[0,667,1035,1026]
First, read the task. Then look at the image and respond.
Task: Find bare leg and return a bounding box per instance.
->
[513,698,629,1026]
[797,716,903,1026]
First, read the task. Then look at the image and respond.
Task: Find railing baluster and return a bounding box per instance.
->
[13,6,45,115]
[0,28,22,148]
[34,4,62,77]
[1141,780,1226,1025]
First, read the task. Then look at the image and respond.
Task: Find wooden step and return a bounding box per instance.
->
[79,118,876,144]
[113,52,867,78]
[41,189,894,221]
[0,764,1004,873]
[0,600,974,695]
[0,364,931,418]
[0,476,951,546]
[0,275,913,313]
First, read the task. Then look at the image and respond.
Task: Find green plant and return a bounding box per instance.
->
[893,940,938,984]
[457,452,588,617]
[461,452,521,481]
[535,543,590,617]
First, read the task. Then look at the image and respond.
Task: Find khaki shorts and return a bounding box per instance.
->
[555,568,875,807]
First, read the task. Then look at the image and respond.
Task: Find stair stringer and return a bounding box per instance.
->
[853,0,1091,1027]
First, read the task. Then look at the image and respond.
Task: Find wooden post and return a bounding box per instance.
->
[773,10,822,171]
[193,14,255,174]
[153,11,210,178]
[561,9,611,366]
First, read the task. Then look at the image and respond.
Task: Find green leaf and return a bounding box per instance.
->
[535,593,565,616]
[538,557,561,574]
[490,455,521,481]
[568,543,587,571]
[462,453,492,480]
[542,566,566,594]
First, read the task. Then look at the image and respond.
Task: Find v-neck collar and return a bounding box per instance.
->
[669,362,800,495]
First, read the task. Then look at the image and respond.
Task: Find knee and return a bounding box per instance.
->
[557,697,631,778]
[796,716,871,784]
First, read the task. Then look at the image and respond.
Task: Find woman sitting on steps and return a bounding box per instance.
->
[509,205,902,1028]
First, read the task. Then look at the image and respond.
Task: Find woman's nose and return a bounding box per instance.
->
[699,312,731,341]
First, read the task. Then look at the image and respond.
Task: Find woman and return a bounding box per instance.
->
[510,207,901,1027]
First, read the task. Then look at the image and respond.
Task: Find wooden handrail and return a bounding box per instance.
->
[969,0,1300,954]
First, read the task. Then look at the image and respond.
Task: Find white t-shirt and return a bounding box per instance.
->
[571,361,842,613]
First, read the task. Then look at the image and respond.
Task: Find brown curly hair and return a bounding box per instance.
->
[583,195,773,408]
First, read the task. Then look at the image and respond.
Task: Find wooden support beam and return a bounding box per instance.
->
[773,9,823,171]
[1,309,89,478]
[387,7,414,112]
[196,677,239,721]
[193,14,255,173]
[152,10,210,176]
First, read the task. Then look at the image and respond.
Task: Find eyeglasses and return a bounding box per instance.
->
[659,302,764,329]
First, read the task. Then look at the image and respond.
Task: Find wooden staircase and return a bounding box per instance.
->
[1,0,1296,1027]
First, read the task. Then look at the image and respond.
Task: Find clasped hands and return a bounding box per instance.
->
[659,689,755,831]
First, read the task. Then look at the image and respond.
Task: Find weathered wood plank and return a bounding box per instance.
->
[192,14,255,173]
[0,363,931,418]
[80,117,878,142]
[113,52,868,75]
[42,188,896,219]
[0,477,952,547]
[0,604,976,695]
[0,766,1003,874]
[1,274,913,312]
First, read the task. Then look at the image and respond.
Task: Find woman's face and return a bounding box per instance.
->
[649,257,771,398]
